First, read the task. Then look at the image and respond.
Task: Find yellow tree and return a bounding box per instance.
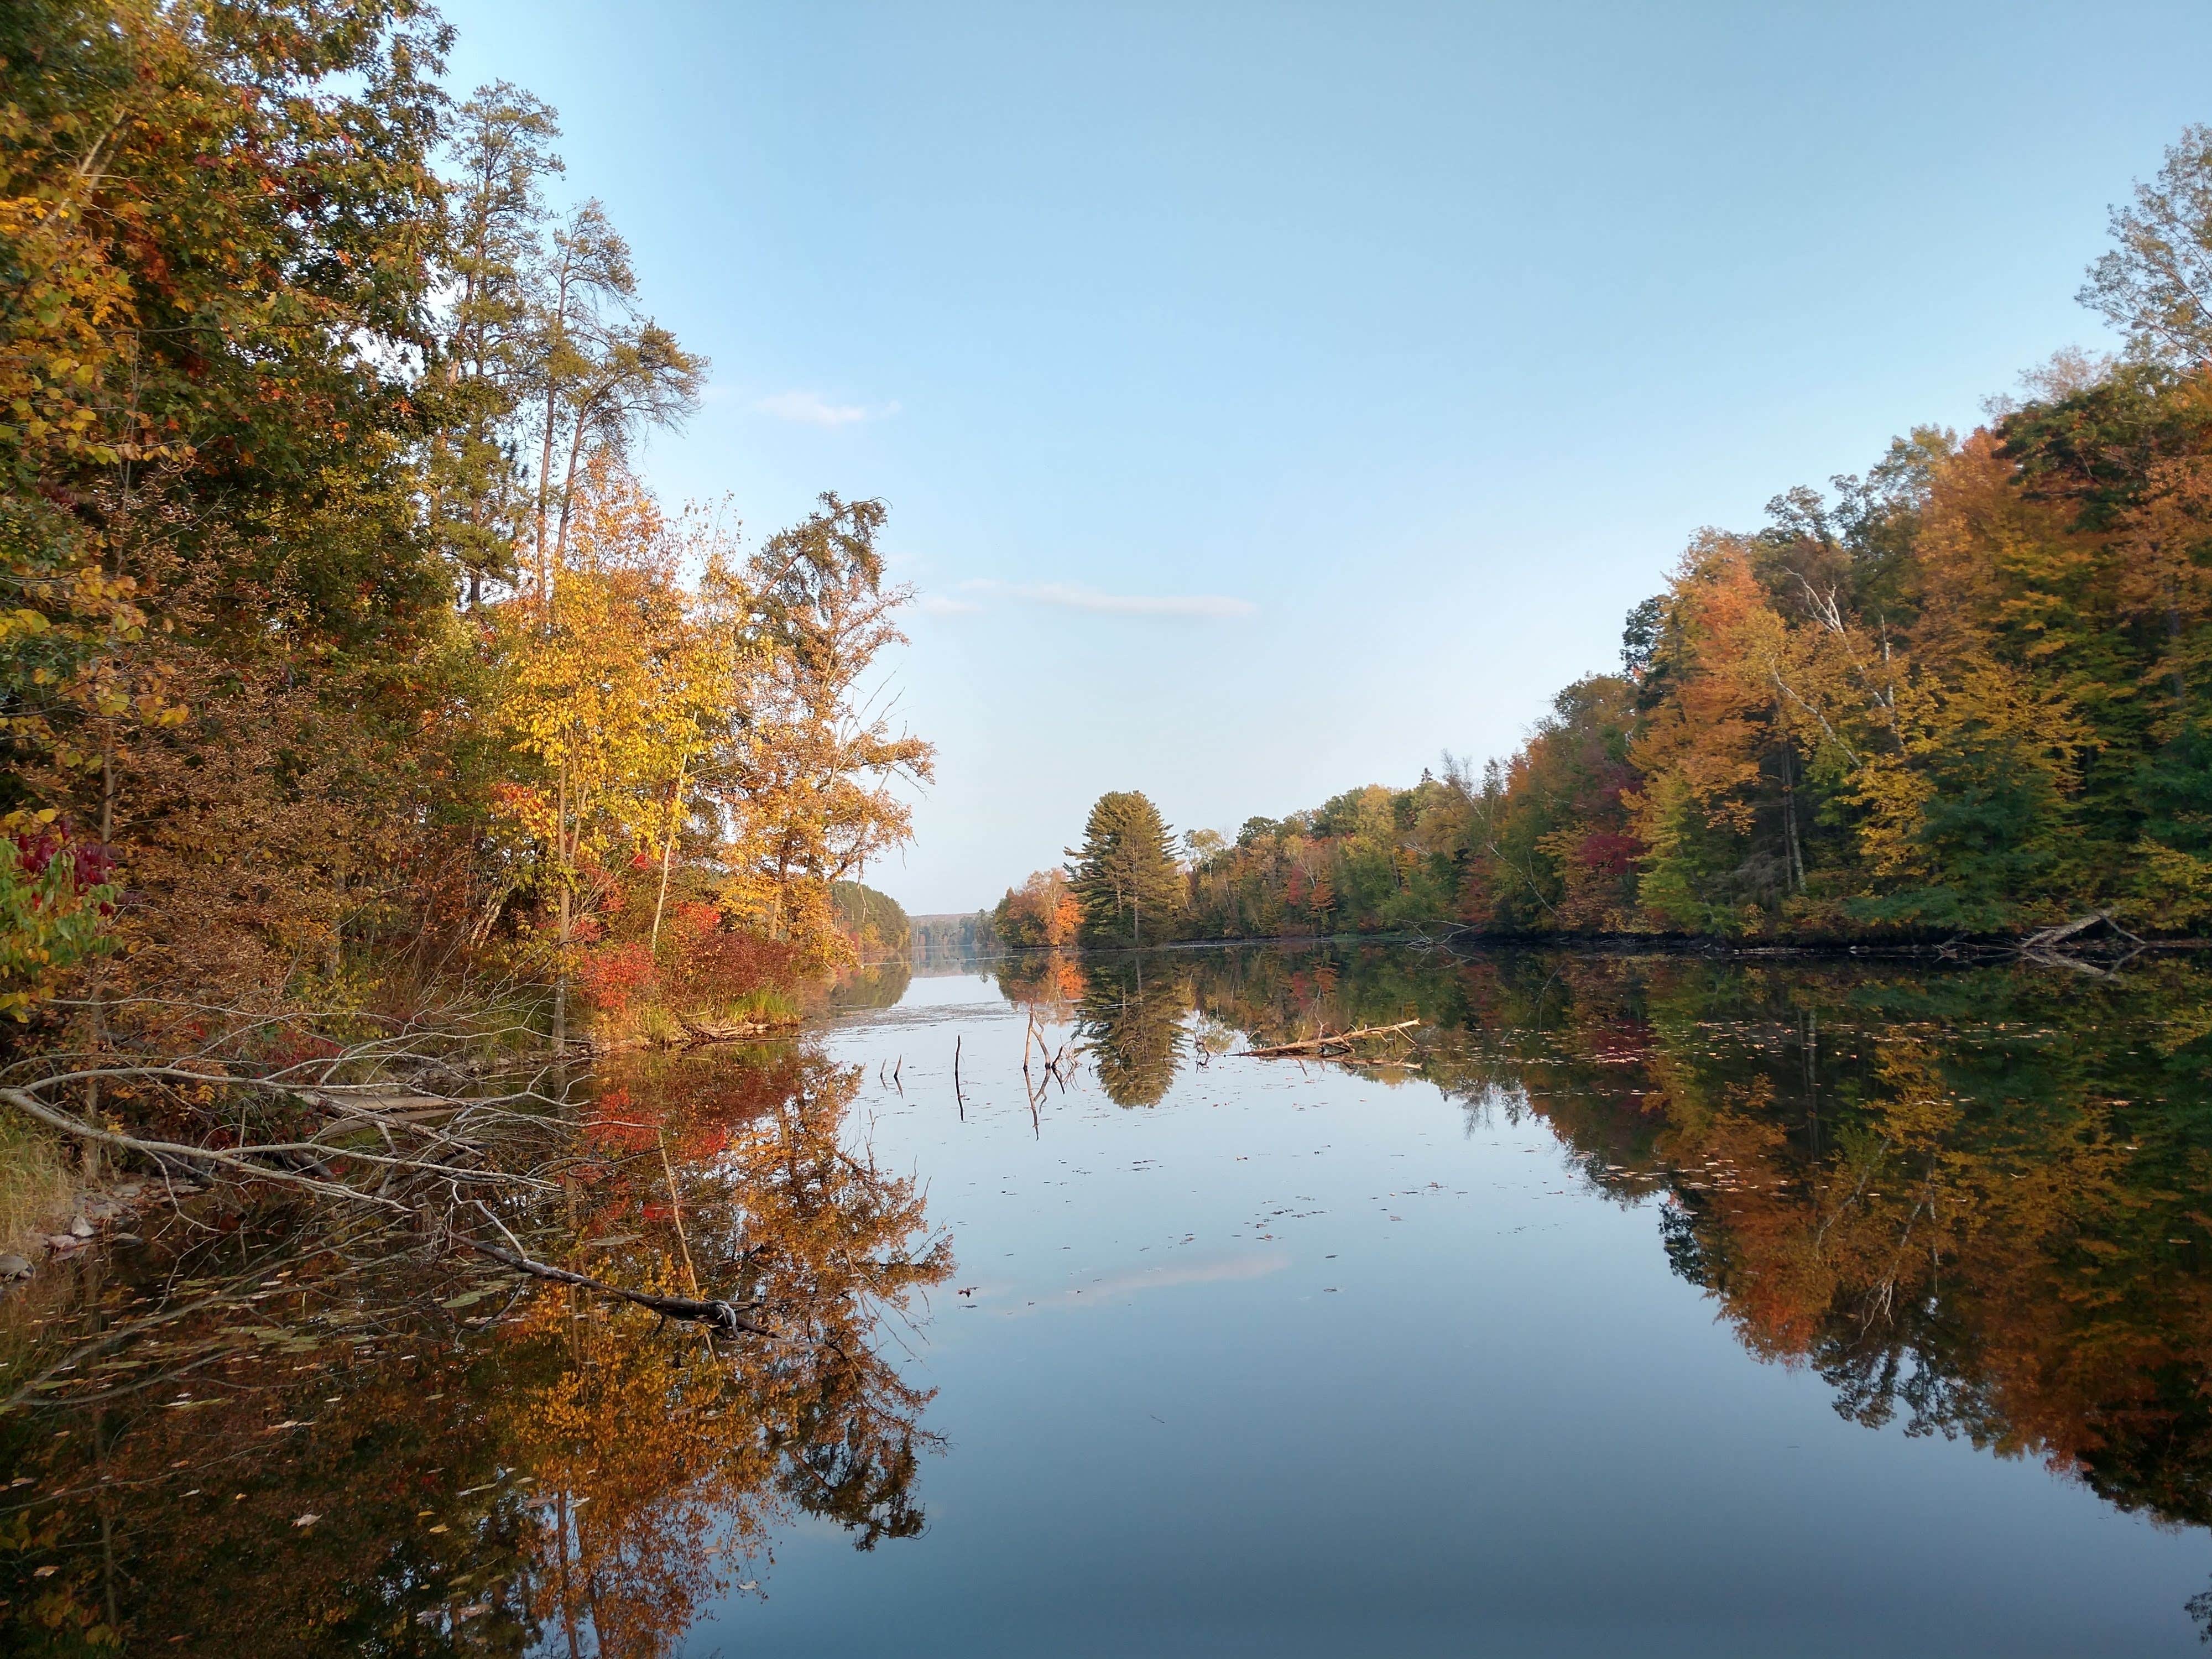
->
[494,460,737,1046]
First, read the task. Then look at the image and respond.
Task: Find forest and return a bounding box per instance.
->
[0,1,931,1069]
[1003,129,2212,948]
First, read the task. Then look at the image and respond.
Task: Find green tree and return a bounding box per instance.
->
[1066,790,1183,947]
[2079,123,2212,367]
[429,80,565,604]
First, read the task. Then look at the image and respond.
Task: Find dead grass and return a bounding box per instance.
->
[0,1117,76,1259]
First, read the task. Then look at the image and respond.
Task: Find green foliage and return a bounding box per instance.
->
[831,881,910,959]
[1066,791,1183,947]
[0,830,115,1019]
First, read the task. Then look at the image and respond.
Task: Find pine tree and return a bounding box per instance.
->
[1066,791,1184,947]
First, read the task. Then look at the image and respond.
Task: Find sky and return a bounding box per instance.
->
[436,0,2212,915]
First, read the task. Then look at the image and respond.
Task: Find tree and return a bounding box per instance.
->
[2080,124,2212,367]
[430,81,565,603]
[831,880,910,960]
[706,495,935,969]
[492,458,739,1047]
[0,0,457,1014]
[1066,791,1182,947]
[528,202,705,602]
[993,868,1080,947]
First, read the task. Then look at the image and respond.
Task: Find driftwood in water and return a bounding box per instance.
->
[581,1014,801,1058]
[1242,1019,1421,1060]
[2019,910,2144,952]
[2017,910,2147,978]
[466,1239,776,1337]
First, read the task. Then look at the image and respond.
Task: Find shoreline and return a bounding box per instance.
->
[977,926,2209,964]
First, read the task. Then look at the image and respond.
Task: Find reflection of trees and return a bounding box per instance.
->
[0,1041,950,1656]
[1077,956,1190,1107]
[992,950,1087,1015]
[1185,944,2212,1546]
[824,956,912,1010]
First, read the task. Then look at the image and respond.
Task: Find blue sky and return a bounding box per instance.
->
[439,1,2212,914]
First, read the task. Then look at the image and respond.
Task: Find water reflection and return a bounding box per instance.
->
[6,945,2212,1649]
[1071,956,1190,1109]
[992,940,2212,1593]
[1175,944,2212,1554]
[0,1041,949,1655]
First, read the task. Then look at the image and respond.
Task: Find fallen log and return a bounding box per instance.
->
[579,1014,801,1058]
[2018,910,2142,952]
[1242,1019,1420,1059]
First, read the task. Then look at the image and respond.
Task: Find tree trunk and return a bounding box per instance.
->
[651,759,687,958]
[552,403,592,574]
[553,886,569,1053]
[1780,742,1805,894]
[553,761,570,1054]
[2169,589,2188,711]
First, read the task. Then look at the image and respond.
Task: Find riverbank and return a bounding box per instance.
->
[990,917,2211,964]
[0,982,816,1287]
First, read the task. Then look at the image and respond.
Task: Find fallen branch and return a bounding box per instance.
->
[1242,1019,1421,1059]
[1,1086,411,1212]
[583,1014,801,1058]
[463,1239,778,1338]
[2018,909,2145,953]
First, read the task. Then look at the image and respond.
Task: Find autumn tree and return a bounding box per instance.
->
[993,868,1080,947]
[707,495,935,970]
[492,459,740,1046]
[0,0,458,1019]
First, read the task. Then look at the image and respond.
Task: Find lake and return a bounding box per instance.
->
[4,942,2209,1654]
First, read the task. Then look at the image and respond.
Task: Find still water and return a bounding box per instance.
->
[4,944,2210,1653]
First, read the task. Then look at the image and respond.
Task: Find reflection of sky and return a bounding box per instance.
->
[691,962,2208,1656]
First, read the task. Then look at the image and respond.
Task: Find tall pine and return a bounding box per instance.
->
[1067,791,1183,947]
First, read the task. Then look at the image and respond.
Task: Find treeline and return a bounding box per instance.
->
[909,910,998,968]
[1004,129,2212,945]
[0,1,930,1050]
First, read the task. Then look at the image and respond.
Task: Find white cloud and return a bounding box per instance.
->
[917,593,982,616]
[961,579,1255,619]
[753,390,899,427]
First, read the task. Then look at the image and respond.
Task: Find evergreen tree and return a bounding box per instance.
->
[1066,791,1184,946]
